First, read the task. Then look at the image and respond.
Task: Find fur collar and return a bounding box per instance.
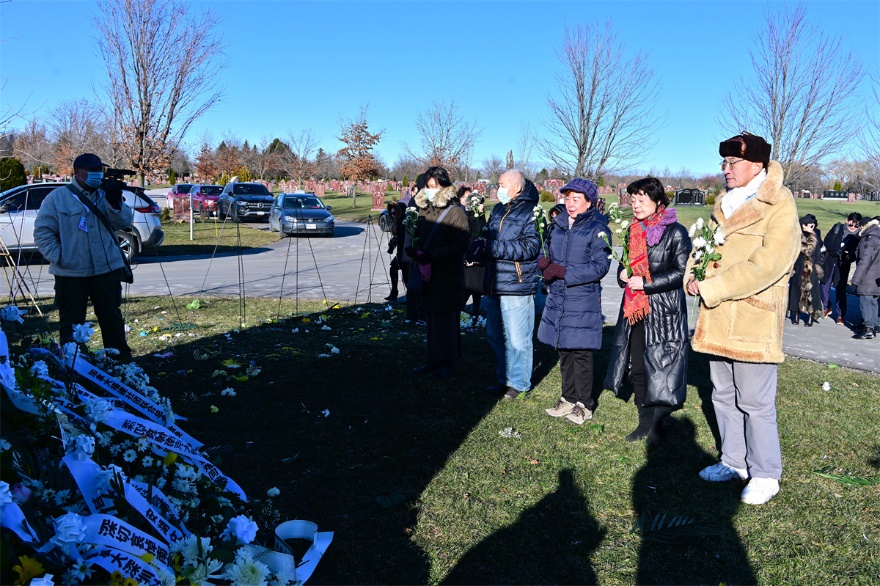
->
[860,218,880,237]
[712,160,788,235]
[414,185,458,209]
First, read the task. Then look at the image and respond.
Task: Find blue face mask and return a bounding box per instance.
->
[497,187,510,204]
[423,188,438,202]
[84,171,104,189]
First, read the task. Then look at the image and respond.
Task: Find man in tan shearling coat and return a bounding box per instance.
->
[686,133,800,505]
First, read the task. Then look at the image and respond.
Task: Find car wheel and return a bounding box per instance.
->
[117,232,139,263]
[219,205,227,221]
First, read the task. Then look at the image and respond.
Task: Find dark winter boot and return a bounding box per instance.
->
[385,273,399,302]
[625,405,653,442]
[646,407,673,447]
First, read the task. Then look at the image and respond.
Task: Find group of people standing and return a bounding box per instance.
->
[787,209,880,338]
[395,132,810,506]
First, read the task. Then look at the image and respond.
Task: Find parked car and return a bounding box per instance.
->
[166,183,194,209]
[268,193,335,237]
[0,182,164,262]
[217,182,274,222]
[190,184,224,220]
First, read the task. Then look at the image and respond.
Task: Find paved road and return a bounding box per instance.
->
[7,188,878,374]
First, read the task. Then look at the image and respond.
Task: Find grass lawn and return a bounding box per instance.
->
[8,295,879,584]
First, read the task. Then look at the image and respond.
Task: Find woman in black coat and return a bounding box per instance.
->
[409,166,470,380]
[604,177,692,446]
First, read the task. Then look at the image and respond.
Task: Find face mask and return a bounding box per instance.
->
[84,171,104,189]
[497,187,510,204]
[423,188,438,202]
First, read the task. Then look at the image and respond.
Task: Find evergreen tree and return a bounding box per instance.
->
[0,158,27,191]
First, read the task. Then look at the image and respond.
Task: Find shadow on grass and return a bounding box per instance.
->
[633,418,757,585]
[442,469,605,585]
[690,348,722,453]
[120,308,516,584]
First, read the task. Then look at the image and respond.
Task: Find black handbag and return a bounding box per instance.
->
[70,187,135,284]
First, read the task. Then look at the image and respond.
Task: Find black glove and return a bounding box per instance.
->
[387,236,398,254]
[102,178,126,209]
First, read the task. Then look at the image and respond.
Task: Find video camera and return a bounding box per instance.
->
[101,168,135,204]
[103,168,135,181]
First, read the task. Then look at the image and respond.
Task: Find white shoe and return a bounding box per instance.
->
[741,477,780,505]
[545,397,575,417]
[699,461,748,482]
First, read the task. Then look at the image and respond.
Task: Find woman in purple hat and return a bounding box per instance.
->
[537,177,612,425]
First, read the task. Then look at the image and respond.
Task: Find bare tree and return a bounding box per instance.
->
[404,99,481,180]
[542,22,664,180]
[46,99,106,175]
[13,120,54,172]
[282,129,319,187]
[859,71,880,190]
[720,4,863,187]
[480,155,505,182]
[94,0,225,185]
[516,124,537,178]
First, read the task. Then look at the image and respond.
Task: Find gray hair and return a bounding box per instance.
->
[499,169,526,194]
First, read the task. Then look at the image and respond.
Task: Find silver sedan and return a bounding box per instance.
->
[268,193,335,237]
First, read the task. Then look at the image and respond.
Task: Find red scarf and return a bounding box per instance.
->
[623,207,666,325]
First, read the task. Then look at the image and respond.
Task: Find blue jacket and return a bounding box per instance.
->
[537,207,611,349]
[483,180,542,295]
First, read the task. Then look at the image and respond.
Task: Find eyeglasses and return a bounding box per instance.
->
[719,158,746,170]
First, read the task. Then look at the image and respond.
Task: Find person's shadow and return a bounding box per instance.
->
[442,469,605,584]
[632,417,757,585]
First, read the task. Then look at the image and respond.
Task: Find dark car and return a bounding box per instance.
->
[218,182,274,222]
[190,184,224,219]
[268,193,335,237]
[166,183,194,210]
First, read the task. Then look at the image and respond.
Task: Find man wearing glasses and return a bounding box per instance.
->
[821,212,863,324]
[686,132,800,505]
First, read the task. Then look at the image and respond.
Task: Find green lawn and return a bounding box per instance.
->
[149,217,277,257]
[7,295,878,584]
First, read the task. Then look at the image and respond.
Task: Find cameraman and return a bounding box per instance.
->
[34,153,134,360]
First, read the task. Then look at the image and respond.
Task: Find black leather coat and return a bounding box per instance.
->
[604,222,692,407]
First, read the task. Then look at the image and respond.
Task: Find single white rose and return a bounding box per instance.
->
[224,515,259,544]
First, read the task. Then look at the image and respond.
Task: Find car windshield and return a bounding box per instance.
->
[201,186,223,195]
[233,184,271,196]
[282,196,324,210]
[177,185,193,193]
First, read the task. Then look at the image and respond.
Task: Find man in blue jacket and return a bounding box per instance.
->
[481,170,541,399]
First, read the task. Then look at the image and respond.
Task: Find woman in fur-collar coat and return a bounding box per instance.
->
[787,214,825,326]
[409,166,470,380]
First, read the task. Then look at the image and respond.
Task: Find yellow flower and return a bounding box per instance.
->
[163,451,178,466]
[302,317,312,323]
[109,571,124,586]
[12,556,45,585]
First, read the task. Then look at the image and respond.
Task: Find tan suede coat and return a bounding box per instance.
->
[688,161,800,363]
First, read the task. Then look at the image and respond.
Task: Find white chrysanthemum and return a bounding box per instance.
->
[123,449,137,463]
[694,250,703,261]
[692,236,707,249]
[696,217,704,230]
[713,230,725,245]
[30,361,49,378]
[65,560,94,582]
[688,223,697,237]
[224,548,270,586]
[597,231,606,239]
[142,456,154,468]
[188,558,224,584]
[72,322,95,344]
[171,534,213,565]
[71,435,95,461]
[137,437,150,452]
[822,382,831,391]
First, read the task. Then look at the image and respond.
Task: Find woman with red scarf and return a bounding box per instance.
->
[604,177,692,445]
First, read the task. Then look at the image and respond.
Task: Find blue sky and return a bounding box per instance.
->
[1,0,878,176]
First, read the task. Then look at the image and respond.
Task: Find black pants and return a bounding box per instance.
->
[559,349,595,410]
[390,256,410,294]
[425,310,460,369]
[629,320,646,406]
[55,270,131,359]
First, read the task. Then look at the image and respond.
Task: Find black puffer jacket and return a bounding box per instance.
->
[483,180,541,295]
[604,221,692,408]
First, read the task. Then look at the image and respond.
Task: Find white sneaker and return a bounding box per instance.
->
[565,402,593,425]
[545,397,575,417]
[699,461,748,482]
[741,477,780,505]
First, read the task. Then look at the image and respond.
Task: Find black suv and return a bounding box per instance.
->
[217,182,275,222]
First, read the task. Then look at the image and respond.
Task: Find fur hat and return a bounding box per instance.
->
[560,177,598,206]
[719,132,771,167]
